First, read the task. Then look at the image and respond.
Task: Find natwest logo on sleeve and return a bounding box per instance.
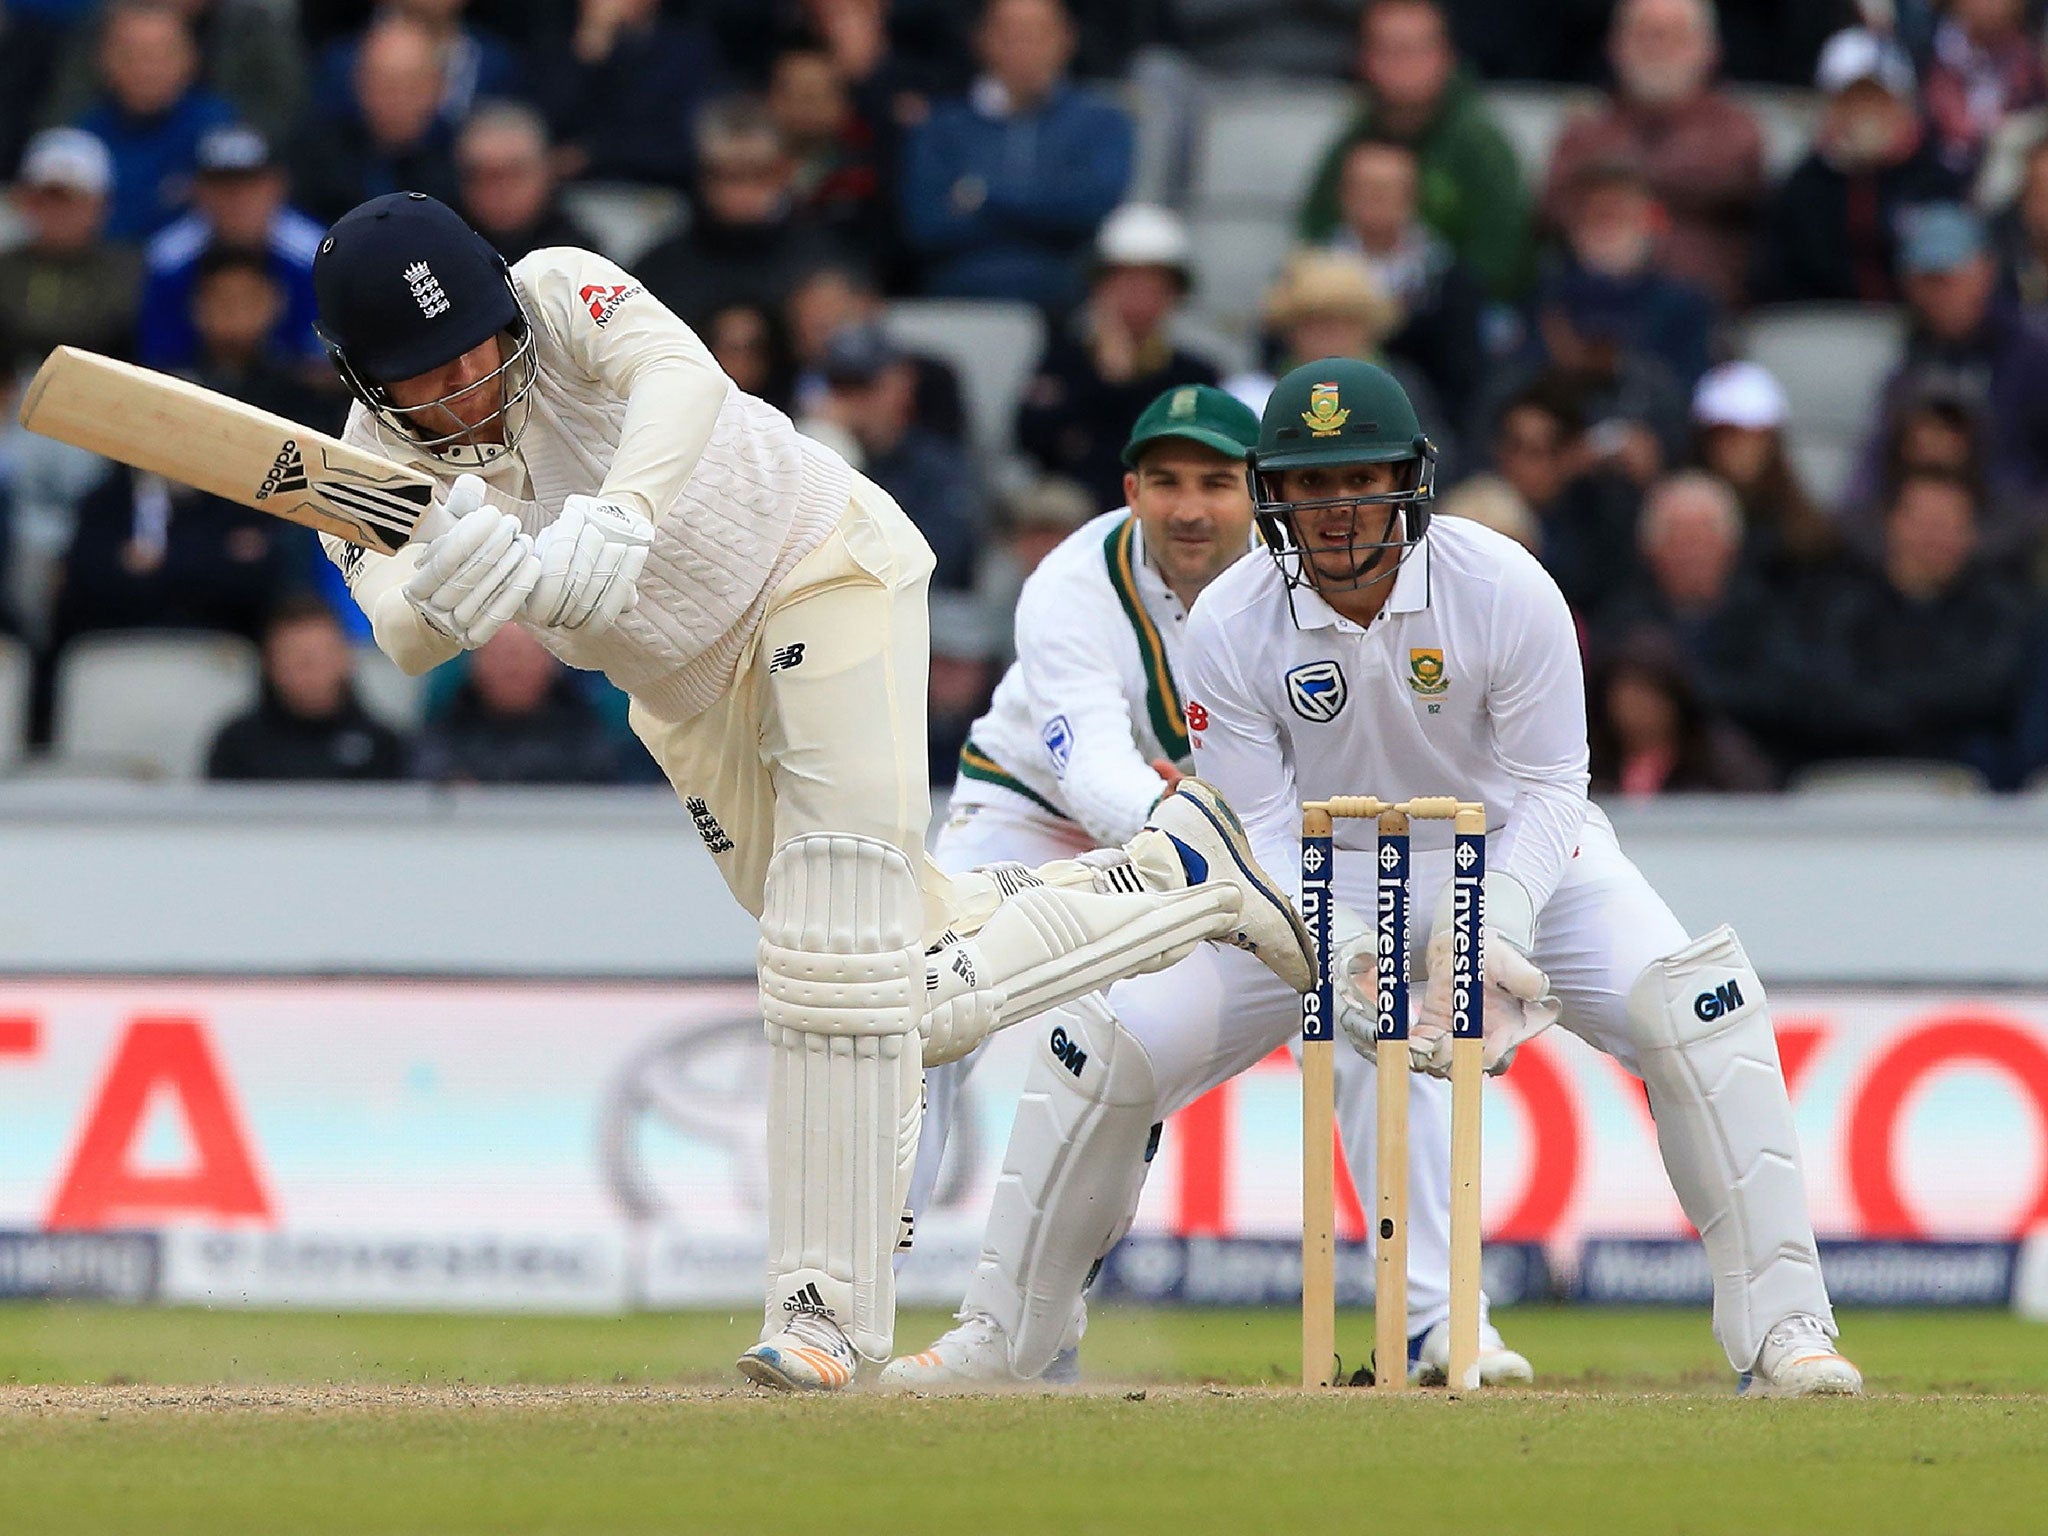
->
[579,283,643,327]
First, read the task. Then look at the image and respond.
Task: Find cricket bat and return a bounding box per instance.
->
[17,345,435,554]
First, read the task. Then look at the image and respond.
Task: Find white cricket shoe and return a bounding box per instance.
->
[1413,1320,1535,1387]
[879,1314,1080,1390]
[1744,1315,1863,1397]
[736,1310,860,1392]
[1141,781,1315,993]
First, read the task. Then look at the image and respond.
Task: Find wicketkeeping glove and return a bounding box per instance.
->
[524,493,654,634]
[402,474,540,649]
[1411,871,1559,1078]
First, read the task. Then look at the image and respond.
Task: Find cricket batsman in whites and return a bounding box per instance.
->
[1177,358,1861,1396]
[892,383,1529,1387]
[307,192,1315,1390]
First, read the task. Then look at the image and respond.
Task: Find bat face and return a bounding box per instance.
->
[18,346,437,553]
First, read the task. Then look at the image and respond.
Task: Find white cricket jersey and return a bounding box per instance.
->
[323,246,853,723]
[958,509,1199,846]
[1181,516,1595,912]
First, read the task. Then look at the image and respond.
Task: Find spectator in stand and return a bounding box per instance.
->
[1921,0,2043,176]
[74,0,238,241]
[972,473,1094,674]
[1753,27,1965,304]
[1588,633,1777,795]
[1601,470,1808,766]
[637,97,846,332]
[1846,386,1994,559]
[1806,467,2030,776]
[704,300,797,414]
[532,0,727,190]
[818,321,983,588]
[0,5,66,179]
[899,0,1133,309]
[784,261,966,435]
[2015,607,2048,785]
[138,124,322,373]
[414,623,622,785]
[1322,135,1486,421]
[1486,381,1642,619]
[454,101,596,263]
[183,246,336,427]
[42,0,307,145]
[1472,264,1692,488]
[769,43,893,272]
[1547,155,1717,389]
[206,594,408,781]
[1298,0,1531,301]
[1016,205,1220,506]
[1436,472,1540,554]
[290,16,462,225]
[1991,134,2048,311]
[1849,202,2048,558]
[313,0,521,127]
[1688,360,1839,579]
[1224,250,1454,467]
[0,131,141,380]
[1542,0,1764,307]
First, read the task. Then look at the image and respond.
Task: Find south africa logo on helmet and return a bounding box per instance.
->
[1303,382,1350,438]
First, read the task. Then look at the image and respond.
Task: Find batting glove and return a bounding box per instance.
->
[402,474,540,649]
[524,493,653,634]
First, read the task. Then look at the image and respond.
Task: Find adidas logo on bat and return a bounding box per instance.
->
[258,440,308,499]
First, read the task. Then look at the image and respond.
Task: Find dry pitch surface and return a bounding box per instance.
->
[2,1305,2044,1534]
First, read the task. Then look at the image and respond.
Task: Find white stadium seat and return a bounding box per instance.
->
[1791,760,1992,797]
[559,183,685,267]
[882,299,1046,463]
[1190,82,1356,213]
[1483,84,1600,192]
[51,631,260,780]
[1728,86,1825,182]
[352,644,428,732]
[1737,304,1907,505]
[0,636,27,772]
[1186,210,1292,331]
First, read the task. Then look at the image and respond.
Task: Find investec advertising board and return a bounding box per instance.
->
[0,980,2043,1309]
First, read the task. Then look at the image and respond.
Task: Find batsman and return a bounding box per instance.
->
[306,192,1315,1389]
[1178,358,1861,1396]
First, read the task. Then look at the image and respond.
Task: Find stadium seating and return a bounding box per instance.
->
[882,299,1046,464]
[1736,303,1907,505]
[352,644,428,732]
[1486,83,1600,189]
[50,631,260,780]
[1729,86,1825,182]
[1790,760,1993,796]
[0,636,27,772]
[559,183,686,268]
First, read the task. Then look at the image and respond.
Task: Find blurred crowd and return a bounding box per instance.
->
[2,0,2048,790]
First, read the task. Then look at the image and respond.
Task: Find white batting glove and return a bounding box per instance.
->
[524,493,653,633]
[1411,873,1557,1077]
[402,474,540,649]
[1327,904,1382,1058]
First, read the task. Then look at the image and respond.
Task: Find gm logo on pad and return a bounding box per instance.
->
[1285,660,1347,723]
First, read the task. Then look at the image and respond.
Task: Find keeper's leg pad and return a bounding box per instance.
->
[960,992,1161,1377]
[759,833,925,1362]
[1626,925,1833,1372]
[921,874,1237,1066]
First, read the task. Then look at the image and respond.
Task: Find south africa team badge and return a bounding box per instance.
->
[1301,382,1349,438]
[1408,648,1449,697]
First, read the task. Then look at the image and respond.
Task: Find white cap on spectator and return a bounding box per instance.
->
[1692,361,1788,430]
[1096,203,1192,281]
[1814,27,1915,100]
[18,128,112,196]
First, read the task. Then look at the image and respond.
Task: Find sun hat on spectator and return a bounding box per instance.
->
[1814,27,1916,100]
[1005,476,1096,534]
[18,128,111,196]
[1692,362,1789,431]
[1262,249,1402,337]
[1094,203,1192,289]
[196,124,275,177]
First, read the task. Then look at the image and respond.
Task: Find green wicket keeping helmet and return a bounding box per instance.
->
[1247,357,1437,596]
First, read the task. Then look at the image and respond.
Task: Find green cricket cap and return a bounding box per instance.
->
[1122,383,1261,467]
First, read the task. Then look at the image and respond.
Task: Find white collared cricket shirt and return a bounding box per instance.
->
[1182,516,1595,911]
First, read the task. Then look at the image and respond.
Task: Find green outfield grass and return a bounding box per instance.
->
[2,1305,2045,1534]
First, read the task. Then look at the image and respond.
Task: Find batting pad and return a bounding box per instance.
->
[964,992,1160,1376]
[758,834,925,1362]
[1627,925,1833,1372]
